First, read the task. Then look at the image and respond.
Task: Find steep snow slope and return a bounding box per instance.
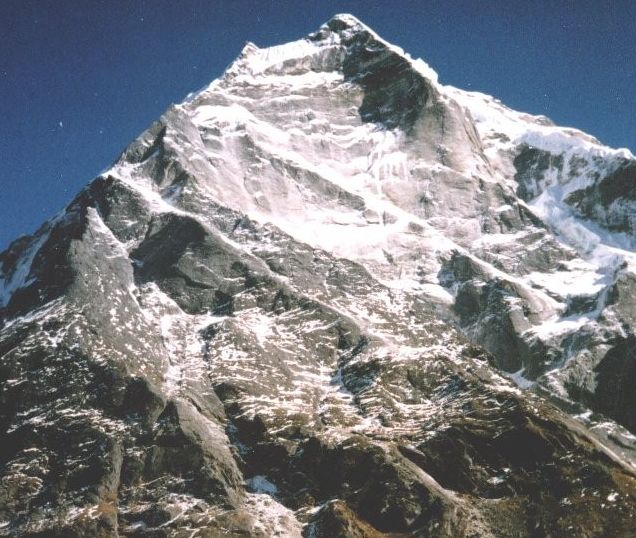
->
[1,13,636,537]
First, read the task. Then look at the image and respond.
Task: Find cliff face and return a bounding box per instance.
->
[1,14,635,537]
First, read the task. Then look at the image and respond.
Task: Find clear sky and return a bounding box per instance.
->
[1,0,635,250]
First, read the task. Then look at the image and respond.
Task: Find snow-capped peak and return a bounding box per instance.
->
[323,13,439,84]
[327,12,367,27]
[219,13,439,86]
[3,13,636,537]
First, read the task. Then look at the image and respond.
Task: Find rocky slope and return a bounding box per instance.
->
[1,13,636,537]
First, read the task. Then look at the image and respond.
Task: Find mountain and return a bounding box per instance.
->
[1,13,636,537]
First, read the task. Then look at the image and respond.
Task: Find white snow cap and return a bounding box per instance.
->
[327,13,371,29]
[222,13,439,84]
[325,13,439,83]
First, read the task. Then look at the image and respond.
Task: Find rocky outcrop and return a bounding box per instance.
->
[566,159,636,236]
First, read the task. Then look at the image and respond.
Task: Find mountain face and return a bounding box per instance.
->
[2,13,636,537]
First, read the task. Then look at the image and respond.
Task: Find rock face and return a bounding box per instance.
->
[1,13,636,537]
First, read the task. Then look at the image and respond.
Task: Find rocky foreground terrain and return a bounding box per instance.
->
[1,14,636,537]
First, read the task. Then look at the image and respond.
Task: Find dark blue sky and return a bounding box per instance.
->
[1,0,635,250]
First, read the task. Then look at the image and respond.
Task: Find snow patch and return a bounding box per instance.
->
[246,475,278,495]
